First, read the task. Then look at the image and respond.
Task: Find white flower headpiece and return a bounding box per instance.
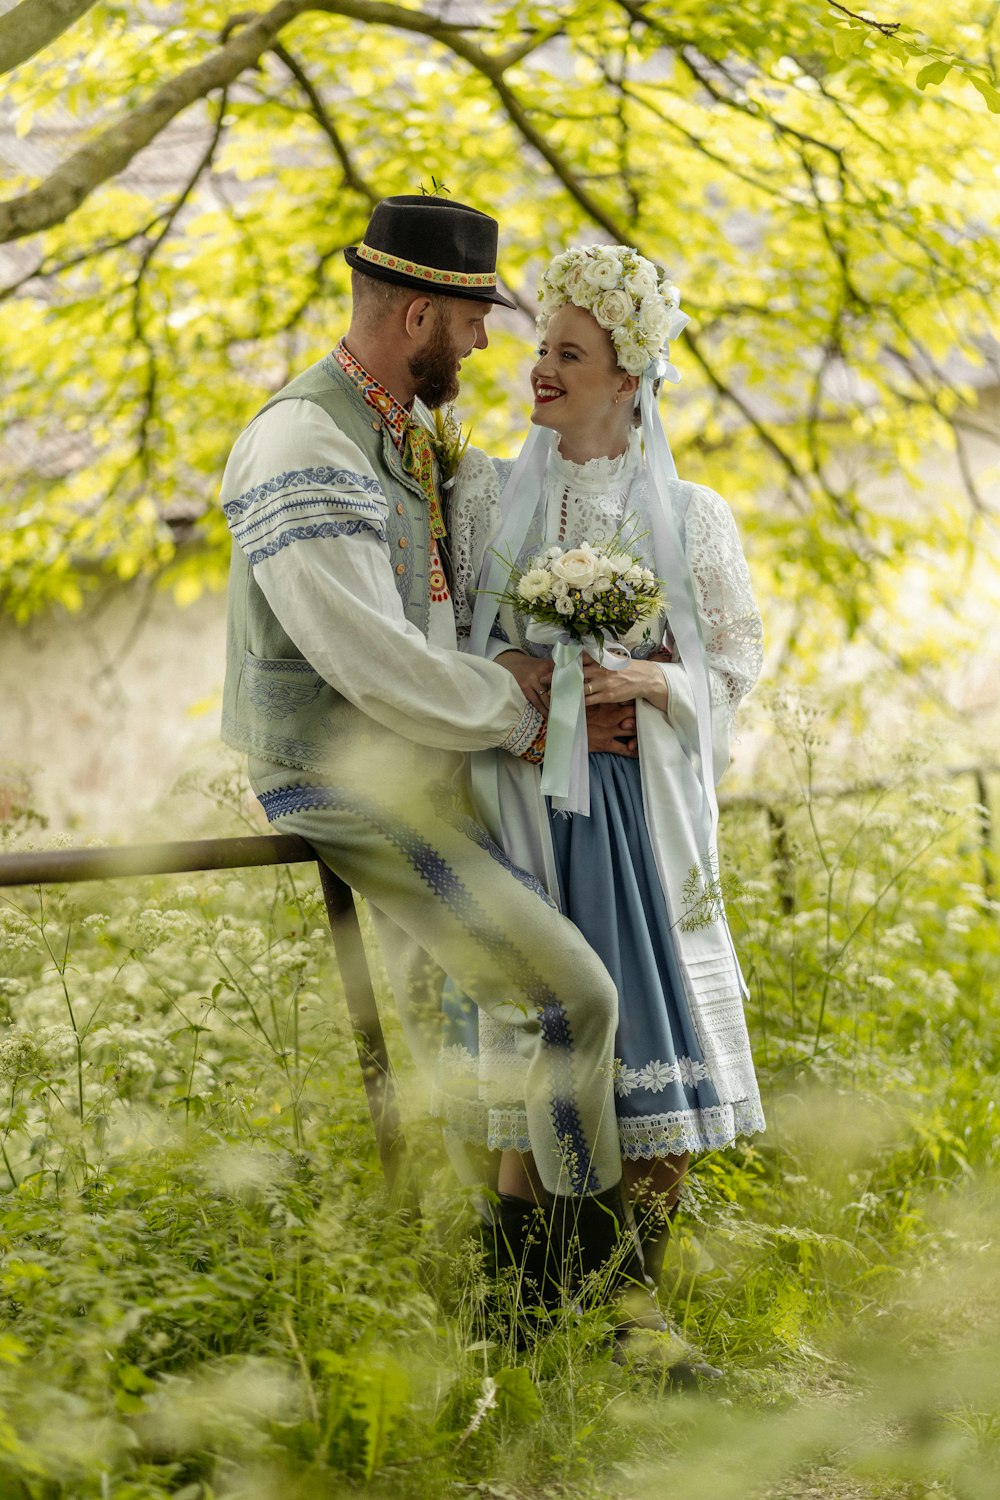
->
[536,244,689,380]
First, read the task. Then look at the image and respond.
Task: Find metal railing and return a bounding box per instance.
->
[0,835,417,1212]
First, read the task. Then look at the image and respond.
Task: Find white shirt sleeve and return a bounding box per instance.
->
[222,400,542,756]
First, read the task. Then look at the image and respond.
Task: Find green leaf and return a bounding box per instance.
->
[494,1365,543,1424]
[916,60,951,90]
[970,75,1000,112]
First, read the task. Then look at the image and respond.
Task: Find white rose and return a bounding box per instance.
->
[555,595,574,616]
[591,287,634,330]
[590,574,612,595]
[624,564,643,585]
[626,264,658,299]
[639,294,671,340]
[614,336,648,375]
[607,552,633,576]
[582,257,620,291]
[551,547,601,589]
[517,568,553,602]
[551,576,569,597]
[560,260,590,299]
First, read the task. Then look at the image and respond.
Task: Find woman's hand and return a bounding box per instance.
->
[582,657,669,714]
[496,650,553,715]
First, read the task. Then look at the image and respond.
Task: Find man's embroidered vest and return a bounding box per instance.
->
[222,356,437,772]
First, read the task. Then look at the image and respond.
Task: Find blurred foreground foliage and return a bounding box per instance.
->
[0,729,998,1498]
[0,0,998,671]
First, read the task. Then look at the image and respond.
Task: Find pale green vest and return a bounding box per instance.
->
[221,354,437,772]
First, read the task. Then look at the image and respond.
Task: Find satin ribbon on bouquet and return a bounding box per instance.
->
[528,622,632,817]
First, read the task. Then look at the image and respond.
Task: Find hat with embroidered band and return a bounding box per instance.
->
[344,194,516,308]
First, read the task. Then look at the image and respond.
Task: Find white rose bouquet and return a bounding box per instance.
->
[496,538,663,654]
[492,537,665,816]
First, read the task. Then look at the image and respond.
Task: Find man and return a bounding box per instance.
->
[220,194,648,1306]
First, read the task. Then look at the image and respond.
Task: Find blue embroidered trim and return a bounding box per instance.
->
[539,1000,598,1195]
[221,711,322,769]
[224,468,384,518]
[257,787,542,978]
[428,781,554,908]
[246,519,381,566]
[501,700,544,759]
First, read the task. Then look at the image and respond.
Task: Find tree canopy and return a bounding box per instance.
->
[1,0,998,685]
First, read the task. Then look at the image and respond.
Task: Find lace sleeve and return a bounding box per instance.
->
[683,485,764,734]
[447,444,502,645]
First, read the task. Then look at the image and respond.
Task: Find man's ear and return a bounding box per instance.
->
[403,297,435,337]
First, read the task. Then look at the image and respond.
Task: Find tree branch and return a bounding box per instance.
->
[0,0,312,244]
[0,0,98,77]
[271,42,379,205]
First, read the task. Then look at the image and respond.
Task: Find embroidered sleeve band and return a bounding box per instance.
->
[226,469,388,566]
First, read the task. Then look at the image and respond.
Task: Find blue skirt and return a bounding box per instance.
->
[548,753,725,1159]
[438,753,755,1161]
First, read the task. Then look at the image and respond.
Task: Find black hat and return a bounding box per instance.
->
[345,195,516,308]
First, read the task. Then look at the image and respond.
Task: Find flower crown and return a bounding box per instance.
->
[536,244,688,380]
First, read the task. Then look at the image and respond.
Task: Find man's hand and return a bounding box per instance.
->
[496,649,552,714]
[586,699,638,757]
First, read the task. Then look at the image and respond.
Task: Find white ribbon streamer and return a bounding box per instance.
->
[525,622,632,816]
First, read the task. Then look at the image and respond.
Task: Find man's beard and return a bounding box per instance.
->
[408,311,461,408]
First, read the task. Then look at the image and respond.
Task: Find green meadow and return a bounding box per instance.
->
[1,722,997,1500]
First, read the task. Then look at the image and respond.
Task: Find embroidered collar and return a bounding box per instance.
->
[549,430,642,495]
[335,339,410,449]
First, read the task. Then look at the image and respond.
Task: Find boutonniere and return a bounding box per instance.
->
[430,405,471,491]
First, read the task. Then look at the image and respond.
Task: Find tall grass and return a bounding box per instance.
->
[0,734,997,1499]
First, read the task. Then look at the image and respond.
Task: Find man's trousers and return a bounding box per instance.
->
[248,741,621,1197]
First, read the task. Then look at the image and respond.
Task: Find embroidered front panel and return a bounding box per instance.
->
[428,541,450,604]
[226,469,388,566]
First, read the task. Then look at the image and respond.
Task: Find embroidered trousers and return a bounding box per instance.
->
[247,737,622,1197]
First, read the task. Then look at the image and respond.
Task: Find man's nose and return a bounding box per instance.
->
[473,325,489,351]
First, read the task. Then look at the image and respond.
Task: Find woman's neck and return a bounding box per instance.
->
[556,423,632,465]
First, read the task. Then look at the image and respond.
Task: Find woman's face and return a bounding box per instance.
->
[530,303,635,446]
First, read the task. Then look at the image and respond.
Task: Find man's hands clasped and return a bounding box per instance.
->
[497,648,640,758]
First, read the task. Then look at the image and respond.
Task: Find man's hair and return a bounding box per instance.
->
[350,268,450,330]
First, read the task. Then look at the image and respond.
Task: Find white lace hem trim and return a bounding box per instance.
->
[435,1092,765,1160]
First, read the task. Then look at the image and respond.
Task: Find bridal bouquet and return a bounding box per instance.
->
[496,539,663,656]
[494,539,665,816]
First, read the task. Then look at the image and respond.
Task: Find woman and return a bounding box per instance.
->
[441,245,764,1285]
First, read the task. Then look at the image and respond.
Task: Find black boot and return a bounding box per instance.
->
[555,1184,723,1385]
[635,1196,678,1289]
[480,1194,564,1335]
[552,1182,658,1323]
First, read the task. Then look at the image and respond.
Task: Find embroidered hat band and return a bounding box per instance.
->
[354,243,499,291]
